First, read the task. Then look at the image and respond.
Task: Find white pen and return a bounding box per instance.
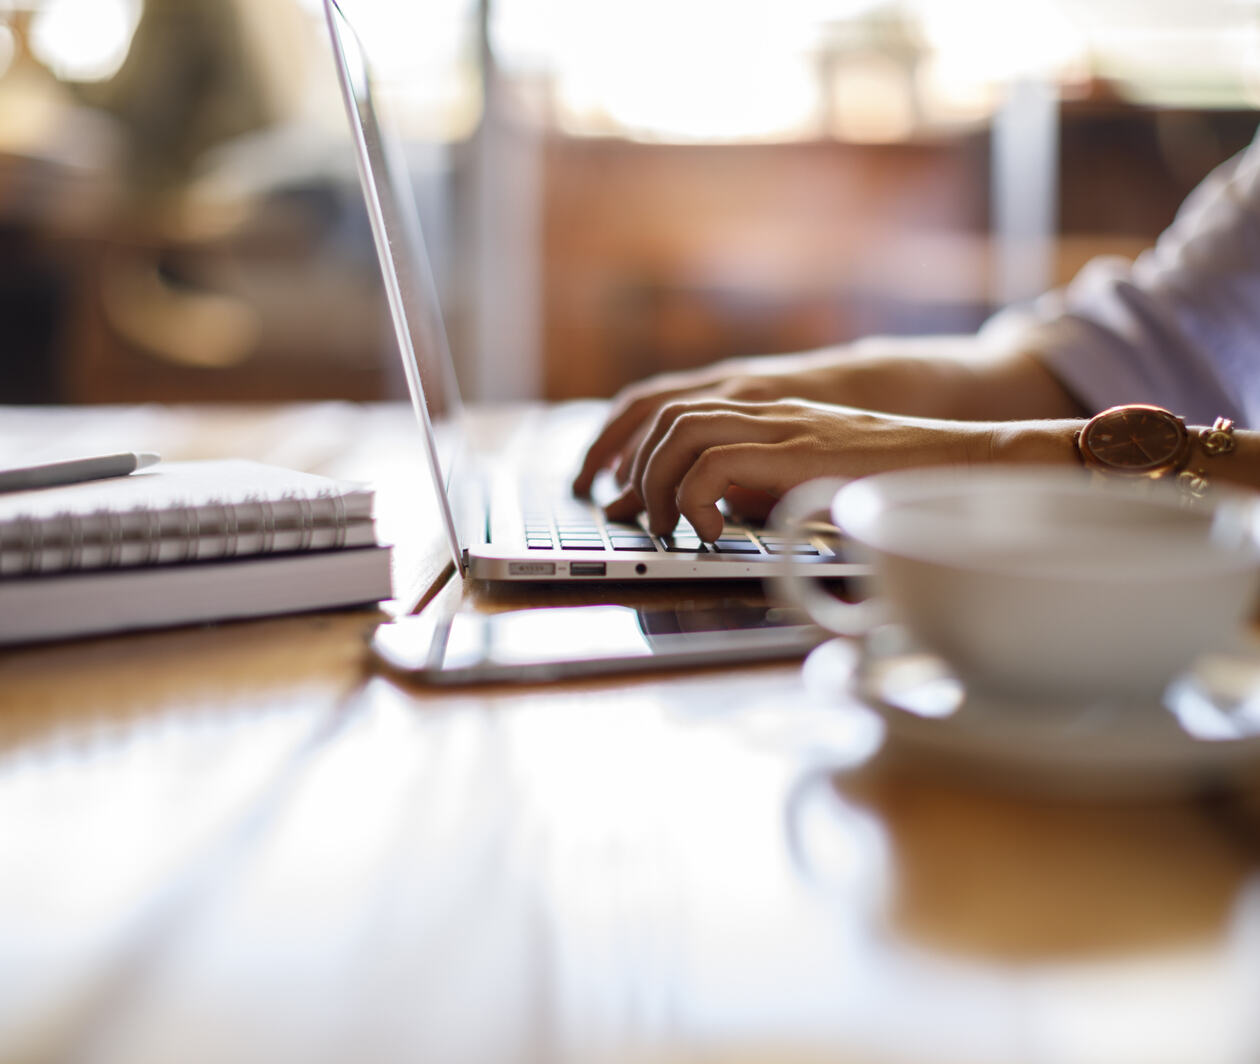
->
[0,452,162,493]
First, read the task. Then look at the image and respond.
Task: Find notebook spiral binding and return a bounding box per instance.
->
[1,489,368,577]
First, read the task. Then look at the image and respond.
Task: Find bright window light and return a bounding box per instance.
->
[493,0,883,141]
[28,0,141,83]
[913,0,1082,86]
[301,0,481,139]
[490,0,1260,141]
[296,0,1260,143]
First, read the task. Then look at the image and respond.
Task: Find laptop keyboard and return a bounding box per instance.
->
[522,491,824,557]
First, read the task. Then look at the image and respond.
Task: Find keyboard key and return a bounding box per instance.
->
[609,537,656,551]
[713,537,761,554]
[518,488,800,561]
[661,539,707,553]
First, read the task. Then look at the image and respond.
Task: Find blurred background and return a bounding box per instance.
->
[0,0,1257,406]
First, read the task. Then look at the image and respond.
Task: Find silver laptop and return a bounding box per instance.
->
[323,0,861,583]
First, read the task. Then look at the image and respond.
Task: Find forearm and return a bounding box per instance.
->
[741,335,1088,421]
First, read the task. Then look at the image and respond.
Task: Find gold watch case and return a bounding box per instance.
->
[1075,404,1192,479]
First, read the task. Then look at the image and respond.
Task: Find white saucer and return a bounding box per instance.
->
[802,631,1260,799]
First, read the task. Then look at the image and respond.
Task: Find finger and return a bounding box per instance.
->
[722,485,779,523]
[625,398,773,515]
[623,400,694,510]
[639,410,786,535]
[571,397,648,496]
[675,443,793,542]
[613,423,649,485]
[572,387,689,496]
[601,485,643,522]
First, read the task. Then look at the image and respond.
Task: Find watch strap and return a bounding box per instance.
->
[1177,417,1236,500]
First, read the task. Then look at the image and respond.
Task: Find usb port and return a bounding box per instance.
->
[569,561,607,577]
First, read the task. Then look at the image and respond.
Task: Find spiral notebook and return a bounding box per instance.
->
[0,459,393,644]
[0,459,377,575]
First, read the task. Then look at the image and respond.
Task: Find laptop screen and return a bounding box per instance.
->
[323,0,471,573]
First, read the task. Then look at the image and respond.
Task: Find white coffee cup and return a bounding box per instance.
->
[771,467,1260,703]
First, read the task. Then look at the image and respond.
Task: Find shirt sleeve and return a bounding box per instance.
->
[981,125,1260,429]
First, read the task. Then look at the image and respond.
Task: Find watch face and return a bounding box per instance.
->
[1080,406,1188,475]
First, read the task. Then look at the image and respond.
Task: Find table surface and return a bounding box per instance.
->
[4,402,1260,1064]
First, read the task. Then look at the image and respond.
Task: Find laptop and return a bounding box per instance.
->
[322,0,863,584]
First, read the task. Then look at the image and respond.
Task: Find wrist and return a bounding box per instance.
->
[1071,404,1251,500]
[983,419,1085,467]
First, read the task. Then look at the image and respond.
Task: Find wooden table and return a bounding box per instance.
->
[3,403,1260,1064]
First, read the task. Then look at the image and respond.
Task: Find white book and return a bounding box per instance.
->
[0,460,377,575]
[0,545,394,645]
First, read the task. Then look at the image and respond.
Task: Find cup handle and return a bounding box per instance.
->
[769,478,883,637]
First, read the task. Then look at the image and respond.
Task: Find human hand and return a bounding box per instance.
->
[571,337,1086,510]
[571,354,841,498]
[601,398,993,541]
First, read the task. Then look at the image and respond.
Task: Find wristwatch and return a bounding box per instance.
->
[1075,403,1235,498]
[1075,404,1192,479]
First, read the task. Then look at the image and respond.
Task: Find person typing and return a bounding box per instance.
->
[573,128,1260,542]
